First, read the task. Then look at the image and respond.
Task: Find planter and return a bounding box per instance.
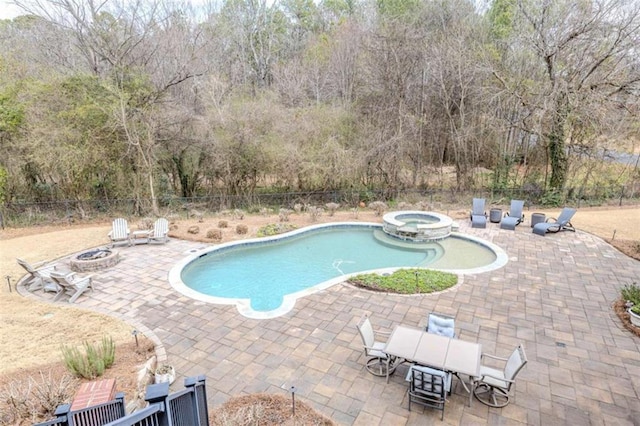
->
[628,309,640,327]
[155,365,176,385]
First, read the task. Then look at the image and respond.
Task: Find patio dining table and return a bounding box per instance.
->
[383,325,482,406]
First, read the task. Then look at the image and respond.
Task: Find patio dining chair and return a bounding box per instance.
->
[425,312,456,339]
[355,315,397,377]
[473,343,527,408]
[406,365,451,420]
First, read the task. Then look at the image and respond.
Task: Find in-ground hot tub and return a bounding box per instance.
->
[382,211,453,241]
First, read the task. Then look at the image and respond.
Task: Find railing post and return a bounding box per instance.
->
[184,375,209,426]
[114,392,126,418]
[144,382,170,426]
[56,403,72,426]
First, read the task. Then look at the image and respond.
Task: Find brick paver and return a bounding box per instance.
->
[21,219,640,425]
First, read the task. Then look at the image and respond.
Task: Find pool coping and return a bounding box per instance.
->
[168,222,509,319]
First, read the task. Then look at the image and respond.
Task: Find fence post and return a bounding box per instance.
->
[144,382,170,426]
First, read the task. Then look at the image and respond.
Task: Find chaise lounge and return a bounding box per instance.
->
[470,198,487,229]
[500,200,525,230]
[532,207,576,236]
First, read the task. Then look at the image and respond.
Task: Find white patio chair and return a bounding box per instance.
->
[473,343,528,407]
[108,218,130,247]
[50,271,94,303]
[355,315,396,377]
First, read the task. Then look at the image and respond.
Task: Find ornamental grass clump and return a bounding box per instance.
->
[61,336,115,379]
[349,269,457,294]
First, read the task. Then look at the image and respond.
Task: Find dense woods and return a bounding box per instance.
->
[0,0,638,211]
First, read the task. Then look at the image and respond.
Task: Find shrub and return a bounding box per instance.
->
[257,223,297,237]
[206,229,222,241]
[218,220,228,228]
[368,201,388,216]
[61,336,115,379]
[349,269,457,294]
[308,206,323,222]
[325,202,339,216]
[621,282,640,305]
[279,208,293,222]
[236,224,248,235]
[0,370,77,424]
[232,209,245,220]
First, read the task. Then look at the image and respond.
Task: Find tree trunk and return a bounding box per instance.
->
[548,92,569,189]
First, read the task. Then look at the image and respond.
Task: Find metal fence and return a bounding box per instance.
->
[33,377,209,426]
[5,184,639,228]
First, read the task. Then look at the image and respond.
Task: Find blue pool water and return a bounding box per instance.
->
[175,223,506,317]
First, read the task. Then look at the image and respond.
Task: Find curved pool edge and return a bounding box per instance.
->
[168,222,509,319]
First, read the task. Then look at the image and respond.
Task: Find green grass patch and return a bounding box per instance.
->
[256,223,298,237]
[348,268,457,294]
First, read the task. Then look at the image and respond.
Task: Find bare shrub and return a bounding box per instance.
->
[396,202,413,210]
[351,207,359,219]
[259,207,271,216]
[218,220,228,228]
[325,202,340,216]
[232,209,245,220]
[279,208,293,222]
[0,370,77,424]
[138,217,154,230]
[293,203,303,214]
[188,225,199,234]
[368,201,388,216]
[236,224,248,234]
[206,229,222,241]
[414,201,430,211]
[189,210,204,222]
[308,206,323,222]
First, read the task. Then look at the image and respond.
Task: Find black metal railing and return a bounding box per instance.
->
[33,376,208,426]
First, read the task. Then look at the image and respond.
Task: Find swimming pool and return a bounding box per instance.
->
[169,222,508,319]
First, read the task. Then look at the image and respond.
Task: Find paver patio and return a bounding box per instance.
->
[20,220,640,425]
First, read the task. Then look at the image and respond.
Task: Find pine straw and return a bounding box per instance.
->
[209,393,336,426]
[613,299,640,338]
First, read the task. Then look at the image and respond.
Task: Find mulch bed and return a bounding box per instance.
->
[209,393,336,426]
[613,299,640,338]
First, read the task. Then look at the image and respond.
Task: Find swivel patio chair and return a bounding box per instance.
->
[356,315,397,377]
[473,343,527,408]
[500,200,525,230]
[470,198,487,229]
[425,312,456,339]
[406,365,451,420]
[532,207,576,236]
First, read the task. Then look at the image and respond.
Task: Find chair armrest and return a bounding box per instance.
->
[480,353,509,362]
[31,259,48,268]
[475,372,515,385]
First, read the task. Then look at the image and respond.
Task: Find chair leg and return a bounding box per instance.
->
[473,383,510,408]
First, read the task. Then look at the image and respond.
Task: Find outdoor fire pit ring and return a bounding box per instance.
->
[70,248,120,272]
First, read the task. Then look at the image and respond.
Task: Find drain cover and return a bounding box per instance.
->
[556,342,566,347]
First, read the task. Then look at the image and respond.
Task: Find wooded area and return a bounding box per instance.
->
[0,0,638,215]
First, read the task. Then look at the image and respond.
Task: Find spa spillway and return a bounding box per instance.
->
[382,211,453,241]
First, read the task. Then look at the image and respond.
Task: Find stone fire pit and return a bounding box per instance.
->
[70,248,120,272]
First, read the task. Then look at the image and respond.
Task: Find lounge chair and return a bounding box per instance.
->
[356,315,397,377]
[148,218,169,244]
[108,218,130,247]
[50,271,94,303]
[16,258,57,292]
[532,208,577,236]
[470,198,487,229]
[406,365,451,419]
[499,200,525,230]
